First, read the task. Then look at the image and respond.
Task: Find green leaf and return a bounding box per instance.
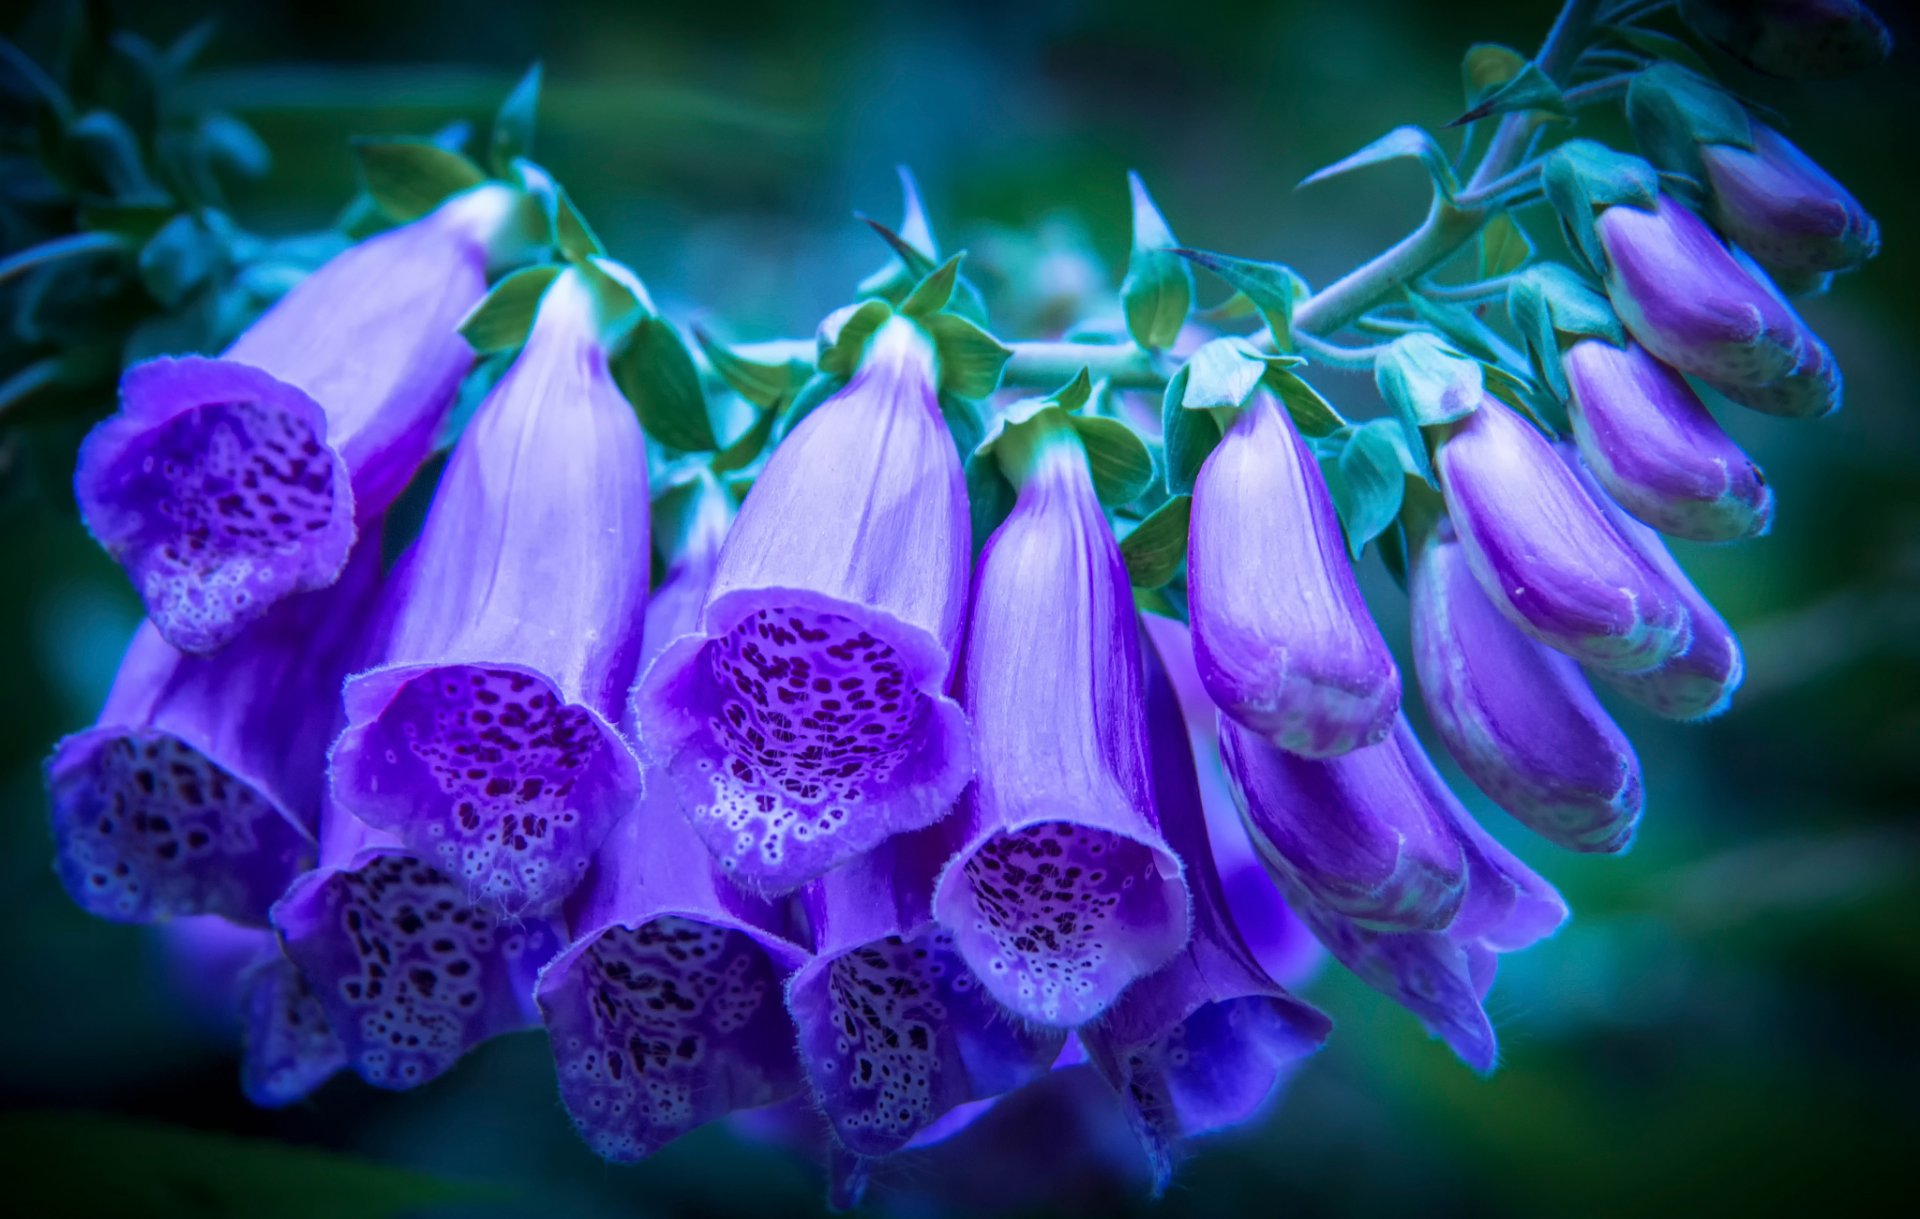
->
[1374,333,1484,478]
[1406,291,1509,367]
[1301,126,1458,200]
[925,312,1011,399]
[900,252,964,319]
[613,316,714,451]
[457,264,562,353]
[1120,494,1192,588]
[137,214,222,308]
[1480,212,1533,280]
[70,110,165,202]
[861,214,937,283]
[1265,367,1345,438]
[1181,337,1268,410]
[1120,172,1193,350]
[1462,43,1527,108]
[354,139,487,223]
[695,328,812,409]
[1327,420,1409,559]
[1543,140,1661,273]
[492,63,542,176]
[817,299,895,377]
[1070,415,1155,507]
[1450,61,1567,127]
[712,404,776,473]
[1171,248,1308,351]
[1506,262,1623,400]
[965,448,1017,556]
[939,392,988,463]
[512,159,603,261]
[1161,365,1223,496]
[1627,63,1753,186]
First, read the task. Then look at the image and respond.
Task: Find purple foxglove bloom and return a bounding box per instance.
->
[931,419,1190,1027]
[1080,624,1330,1193]
[1701,251,1844,420]
[537,484,810,1163]
[1188,389,1400,757]
[1435,396,1690,674]
[1569,458,1746,720]
[1679,0,1892,80]
[631,315,972,895]
[331,268,648,918]
[46,540,382,925]
[1563,338,1774,543]
[1598,195,1812,389]
[1221,715,1465,934]
[788,830,1066,1157]
[1701,122,1879,277]
[1411,522,1642,854]
[75,186,513,654]
[272,803,564,1090]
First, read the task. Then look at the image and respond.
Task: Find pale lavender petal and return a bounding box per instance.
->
[1701,251,1844,419]
[1703,123,1879,275]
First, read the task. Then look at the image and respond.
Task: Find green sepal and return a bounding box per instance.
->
[1119,494,1192,588]
[1316,419,1410,560]
[611,307,714,452]
[1462,43,1527,108]
[1627,63,1753,186]
[1071,415,1156,507]
[861,208,988,324]
[694,328,814,410]
[1265,366,1345,438]
[817,299,895,378]
[1181,337,1275,410]
[899,253,964,319]
[1301,126,1458,201]
[490,63,542,177]
[1450,60,1568,127]
[1480,212,1534,280]
[1405,290,1511,368]
[513,159,603,262]
[964,448,1016,559]
[1134,584,1189,623]
[1120,172,1194,351]
[353,139,488,223]
[939,393,989,466]
[1160,365,1220,497]
[1542,140,1662,274]
[1374,332,1484,480]
[1483,362,1566,436]
[1170,248,1309,352]
[457,264,562,353]
[1506,263,1624,401]
[924,312,1011,399]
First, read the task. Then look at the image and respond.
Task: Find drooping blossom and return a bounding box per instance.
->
[932,410,1190,1027]
[1411,520,1642,853]
[1079,622,1330,1193]
[631,314,972,894]
[75,186,514,653]
[1188,389,1400,756]
[1433,395,1690,674]
[331,266,648,917]
[1700,122,1879,279]
[46,539,381,926]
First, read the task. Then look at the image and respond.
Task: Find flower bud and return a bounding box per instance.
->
[1434,396,1690,674]
[1411,521,1643,853]
[1701,251,1844,419]
[1701,123,1879,278]
[1563,337,1774,542]
[1188,390,1401,757]
[1679,0,1892,80]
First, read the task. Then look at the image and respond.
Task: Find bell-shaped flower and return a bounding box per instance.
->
[1411,521,1643,853]
[1221,714,1466,934]
[1434,396,1690,674]
[271,801,564,1090]
[932,409,1190,1027]
[1701,122,1879,278]
[330,266,648,918]
[1079,623,1330,1194]
[1188,389,1400,756]
[75,186,514,654]
[537,479,811,1162]
[1563,338,1774,542]
[1700,250,1843,419]
[631,314,972,895]
[1569,457,1746,720]
[46,540,381,926]
[788,829,1066,1158]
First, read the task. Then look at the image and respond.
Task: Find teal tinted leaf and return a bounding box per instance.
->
[355,139,487,222]
[695,328,812,409]
[1265,367,1345,437]
[1450,61,1567,127]
[817,299,894,377]
[1161,365,1223,496]
[1045,366,1095,414]
[925,312,1010,398]
[1120,172,1193,350]
[491,63,542,176]
[861,214,937,283]
[512,159,603,261]
[712,405,776,473]
[1071,415,1155,507]
[1301,126,1458,200]
[1543,140,1660,270]
[198,112,271,180]
[0,231,129,287]
[457,264,561,353]
[1480,212,1533,279]
[1120,494,1192,588]
[1330,420,1409,558]
[1375,332,1483,478]
[1171,248,1308,351]
[939,392,987,463]
[613,316,714,451]
[965,449,1016,556]
[900,253,963,319]
[1506,262,1622,400]
[70,110,163,202]
[1462,43,1527,108]
[1181,337,1267,410]
[1406,291,1509,366]
[137,214,223,308]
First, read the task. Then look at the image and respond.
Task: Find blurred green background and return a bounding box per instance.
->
[3,0,1917,1215]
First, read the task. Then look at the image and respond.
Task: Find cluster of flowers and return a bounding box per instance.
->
[42,0,1885,1200]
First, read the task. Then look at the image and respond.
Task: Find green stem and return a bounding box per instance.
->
[1001,340,1166,391]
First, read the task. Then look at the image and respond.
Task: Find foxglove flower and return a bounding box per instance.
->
[331,267,648,917]
[1700,122,1879,278]
[1703,251,1844,420]
[46,540,381,925]
[272,802,564,1090]
[632,315,972,894]
[932,414,1190,1027]
[1569,457,1746,720]
[1411,521,1642,853]
[1434,396,1690,674]
[1221,714,1465,934]
[1080,624,1330,1193]
[1188,389,1400,756]
[1679,0,1892,80]
[75,186,514,653]
[788,830,1066,1157]
[1562,338,1774,543]
[538,478,810,1162]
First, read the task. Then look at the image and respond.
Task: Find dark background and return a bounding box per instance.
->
[3,0,1917,1215]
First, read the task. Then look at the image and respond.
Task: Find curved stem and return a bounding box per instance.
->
[1295,333,1395,371]
[1001,340,1166,391]
[1415,274,1522,304]
[1562,73,1635,109]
